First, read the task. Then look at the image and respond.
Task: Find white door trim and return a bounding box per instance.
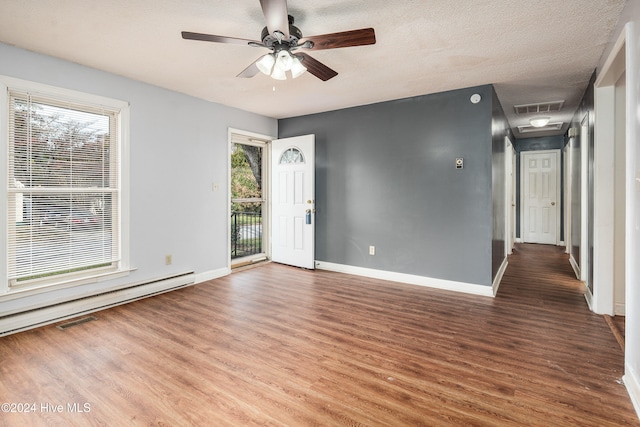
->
[591,24,627,315]
[580,114,590,283]
[227,128,275,269]
[563,142,571,254]
[505,136,515,255]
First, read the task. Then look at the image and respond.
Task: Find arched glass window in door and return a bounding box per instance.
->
[279,147,305,164]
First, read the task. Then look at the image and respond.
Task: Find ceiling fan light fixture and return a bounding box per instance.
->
[291,56,307,78]
[529,116,551,127]
[270,65,287,80]
[275,50,294,71]
[256,53,275,75]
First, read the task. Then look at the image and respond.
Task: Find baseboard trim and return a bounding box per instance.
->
[624,368,640,421]
[492,258,508,296]
[584,283,594,312]
[195,267,230,284]
[315,261,494,297]
[569,254,581,279]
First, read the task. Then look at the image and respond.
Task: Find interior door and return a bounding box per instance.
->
[271,135,315,269]
[522,150,560,245]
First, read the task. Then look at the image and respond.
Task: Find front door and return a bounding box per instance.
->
[271,135,315,269]
[522,150,560,245]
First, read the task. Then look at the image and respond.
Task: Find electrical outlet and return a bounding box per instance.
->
[369,246,375,255]
[165,254,172,265]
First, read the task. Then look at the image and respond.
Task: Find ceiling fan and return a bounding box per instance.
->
[181,0,376,81]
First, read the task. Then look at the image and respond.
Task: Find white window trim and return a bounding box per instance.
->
[0,75,131,298]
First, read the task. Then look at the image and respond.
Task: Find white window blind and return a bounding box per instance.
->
[6,90,120,287]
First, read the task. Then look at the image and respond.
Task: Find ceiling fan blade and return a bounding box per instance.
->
[237,61,261,78]
[259,0,290,39]
[300,28,376,51]
[297,53,338,81]
[182,31,261,46]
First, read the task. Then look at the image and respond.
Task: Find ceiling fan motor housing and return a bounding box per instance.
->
[261,15,303,48]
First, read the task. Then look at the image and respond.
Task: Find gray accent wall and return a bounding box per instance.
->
[279,85,506,287]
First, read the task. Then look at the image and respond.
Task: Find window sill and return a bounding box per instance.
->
[1,268,137,304]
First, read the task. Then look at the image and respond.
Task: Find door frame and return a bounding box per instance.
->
[580,114,590,284]
[228,128,274,269]
[563,141,572,254]
[591,24,628,315]
[505,136,515,255]
[520,149,561,245]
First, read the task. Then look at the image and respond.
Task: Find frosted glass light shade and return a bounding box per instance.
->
[275,50,293,71]
[270,66,287,80]
[529,117,551,127]
[291,56,307,78]
[256,54,275,75]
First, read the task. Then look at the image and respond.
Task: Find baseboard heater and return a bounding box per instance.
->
[0,271,195,337]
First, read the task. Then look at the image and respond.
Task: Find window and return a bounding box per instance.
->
[2,77,129,292]
[279,147,304,164]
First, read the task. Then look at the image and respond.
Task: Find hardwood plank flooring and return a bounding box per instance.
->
[0,243,637,426]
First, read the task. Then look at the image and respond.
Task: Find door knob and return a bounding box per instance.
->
[551,202,556,206]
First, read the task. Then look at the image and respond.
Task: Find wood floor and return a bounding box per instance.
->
[0,243,637,426]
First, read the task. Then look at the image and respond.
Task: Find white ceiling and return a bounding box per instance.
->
[0,0,627,138]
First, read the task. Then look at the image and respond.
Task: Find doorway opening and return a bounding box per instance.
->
[229,131,271,268]
[591,24,627,317]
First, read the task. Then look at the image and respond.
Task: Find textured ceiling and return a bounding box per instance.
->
[0,0,627,138]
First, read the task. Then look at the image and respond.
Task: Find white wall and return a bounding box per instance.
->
[597,1,640,416]
[0,42,277,316]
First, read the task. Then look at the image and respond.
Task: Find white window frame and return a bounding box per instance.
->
[0,75,131,298]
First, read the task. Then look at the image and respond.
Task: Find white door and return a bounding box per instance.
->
[522,150,560,244]
[271,135,315,269]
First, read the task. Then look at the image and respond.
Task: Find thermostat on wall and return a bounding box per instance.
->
[456,158,464,169]
[470,94,481,104]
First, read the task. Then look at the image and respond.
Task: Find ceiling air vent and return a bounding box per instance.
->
[517,122,564,133]
[514,100,565,115]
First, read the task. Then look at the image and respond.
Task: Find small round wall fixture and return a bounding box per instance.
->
[470,94,481,104]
